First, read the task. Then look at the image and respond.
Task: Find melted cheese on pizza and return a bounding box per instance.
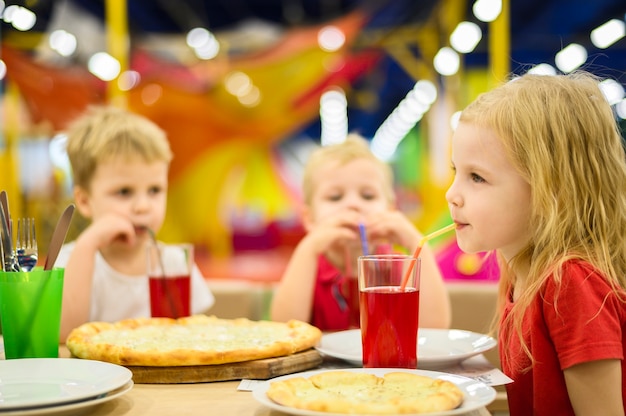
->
[91,322,292,351]
[267,371,465,414]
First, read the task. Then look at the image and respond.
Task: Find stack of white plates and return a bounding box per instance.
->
[0,358,133,416]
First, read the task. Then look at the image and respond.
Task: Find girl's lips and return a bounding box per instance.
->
[454,222,468,230]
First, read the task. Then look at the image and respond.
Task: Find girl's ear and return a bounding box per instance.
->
[73,186,93,219]
[301,205,315,232]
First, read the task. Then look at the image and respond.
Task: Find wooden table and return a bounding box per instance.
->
[88,379,493,416]
[52,346,493,416]
[88,380,284,415]
[0,343,494,416]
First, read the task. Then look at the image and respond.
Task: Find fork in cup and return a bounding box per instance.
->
[16,218,38,271]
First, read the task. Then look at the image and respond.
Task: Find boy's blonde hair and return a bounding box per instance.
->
[461,72,626,367]
[302,134,395,205]
[65,106,173,190]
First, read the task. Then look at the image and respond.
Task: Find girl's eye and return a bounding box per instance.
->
[149,186,162,195]
[117,188,132,196]
[470,173,486,183]
[327,194,342,202]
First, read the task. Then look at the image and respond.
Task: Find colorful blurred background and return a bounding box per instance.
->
[1,0,625,283]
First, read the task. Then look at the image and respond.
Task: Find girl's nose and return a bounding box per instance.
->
[445,181,462,207]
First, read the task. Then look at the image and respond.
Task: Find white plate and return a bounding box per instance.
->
[315,329,497,369]
[0,380,133,416]
[252,368,497,416]
[0,358,133,410]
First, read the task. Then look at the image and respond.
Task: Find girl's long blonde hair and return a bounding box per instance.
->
[460,72,626,368]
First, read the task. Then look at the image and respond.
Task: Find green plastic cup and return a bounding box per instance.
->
[0,268,64,359]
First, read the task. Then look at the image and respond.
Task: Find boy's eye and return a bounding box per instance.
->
[117,187,132,196]
[327,194,342,202]
[149,186,162,195]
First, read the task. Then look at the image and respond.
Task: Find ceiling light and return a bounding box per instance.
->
[450,111,462,130]
[472,0,502,23]
[590,19,625,49]
[118,70,141,91]
[320,88,348,146]
[49,30,77,57]
[554,43,587,74]
[87,52,120,81]
[4,5,36,31]
[450,21,482,53]
[527,63,557,76]
[616,99,626,120]
[599,78,625,105]
[413,80,438,105]
[187,28,212,48]
[224,71,252,97]
[318,26,345,52]
[433,47,460,76]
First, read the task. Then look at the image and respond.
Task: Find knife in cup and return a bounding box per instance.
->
[44,204,75,270]
[0,204,18,272]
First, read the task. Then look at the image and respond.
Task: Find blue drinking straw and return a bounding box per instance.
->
[358,223,369,256]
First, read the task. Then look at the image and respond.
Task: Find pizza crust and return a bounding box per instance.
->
[66,315,322,367]
[266,370,464,414]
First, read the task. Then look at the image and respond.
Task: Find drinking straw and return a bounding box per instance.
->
[400,223,457,290]
[358,223,369,256]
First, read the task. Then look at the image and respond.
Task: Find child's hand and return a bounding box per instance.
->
[80,213,140,249]
[364,210,421,251]
[302,211,361,256]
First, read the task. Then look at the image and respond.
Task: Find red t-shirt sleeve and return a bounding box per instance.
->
[542,261,625,370]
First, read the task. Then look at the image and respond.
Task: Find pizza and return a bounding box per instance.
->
[266,370,464,414]
[66,315,322,366]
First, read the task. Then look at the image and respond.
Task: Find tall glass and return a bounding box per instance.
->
[358,255,420,368]
[147,243,192,318]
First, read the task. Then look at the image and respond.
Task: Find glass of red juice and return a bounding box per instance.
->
[147,243,192,318]
[358,254,420,369]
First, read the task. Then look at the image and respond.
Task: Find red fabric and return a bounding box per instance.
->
[311,244,394,331]
[500,260,626,415]
[311,255,352,331]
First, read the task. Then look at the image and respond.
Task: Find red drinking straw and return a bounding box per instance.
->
[400,223,457,290]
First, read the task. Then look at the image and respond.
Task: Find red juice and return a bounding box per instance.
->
[359,286,419,368]
[149,274,191,318]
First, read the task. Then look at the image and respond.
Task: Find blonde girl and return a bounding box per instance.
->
[446,72,626,415]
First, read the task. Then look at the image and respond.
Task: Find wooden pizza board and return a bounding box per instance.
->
[125,348,323,384]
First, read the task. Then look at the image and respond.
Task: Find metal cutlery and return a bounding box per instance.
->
[0,198,19,272]
[44,204,75,270]
[16,217,38,271]
[0,191,74,272]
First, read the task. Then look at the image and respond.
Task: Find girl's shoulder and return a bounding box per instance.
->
[544,258,622,296]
